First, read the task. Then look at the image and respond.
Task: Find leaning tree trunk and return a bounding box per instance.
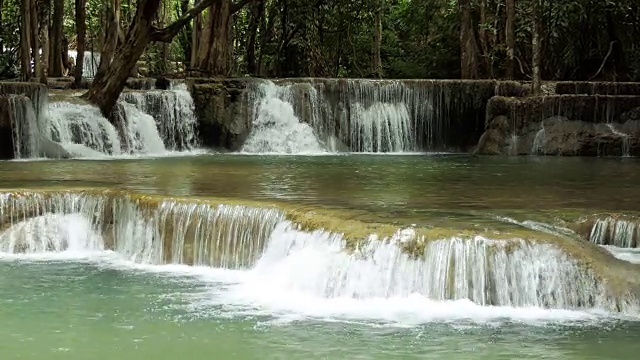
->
[49,0,64,77]
[86,0,214,118]
[73,0,87,87]
[195,0,233,76]
[20,0,33,80]
[505,0,516,79]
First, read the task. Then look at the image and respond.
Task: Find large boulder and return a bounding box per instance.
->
[190,79,255,151]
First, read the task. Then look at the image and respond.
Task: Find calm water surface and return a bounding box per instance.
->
[1,154,640,359]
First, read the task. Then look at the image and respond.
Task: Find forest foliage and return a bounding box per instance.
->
[0,0,639,82]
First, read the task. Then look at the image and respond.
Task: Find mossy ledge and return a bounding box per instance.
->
[1,188,640,298]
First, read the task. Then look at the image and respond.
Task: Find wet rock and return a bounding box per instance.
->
[476,95,640,156]
[190,79,256,151]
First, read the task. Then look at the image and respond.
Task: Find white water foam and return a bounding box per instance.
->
[47,102,122,156]
[242,81,327,154]
[121,103,167,155]
[121,83,199,151]
[0,201,635,326]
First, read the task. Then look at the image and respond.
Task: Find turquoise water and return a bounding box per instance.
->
[1,154,640,359]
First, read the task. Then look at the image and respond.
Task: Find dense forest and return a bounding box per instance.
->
[1,0,639,84]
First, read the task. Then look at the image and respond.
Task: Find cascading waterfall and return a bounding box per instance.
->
[590,217,639,248]
[8,96,41,158]
[121,103,167,154]
[67,50,101,78]
[606,124,631,157]
[47,102,122,156]
[531,124,546,154]
[242,81,327,154]
[0,190,638,315]
[243,79,487,153]
[121,83,199,150]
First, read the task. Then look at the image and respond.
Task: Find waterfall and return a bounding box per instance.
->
[1,190,638,315]
[67,50,101,78]
[1,83,49,158]
[606,124,631,157]
[47,102,122,156]
[121,83,199,150]
[242,81,327,154]
[531,124,546,154]
[241,79,489,153]
[7,96,42,158]
[590,217,639,248]
[121,103,167,154]
[247,223,623,310]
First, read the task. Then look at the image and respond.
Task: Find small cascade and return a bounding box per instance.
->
[606,124,631,157]
[250,223,632,312]
[8,96,41,158]
[121,83,199,150]
[590,217,639,248]
[1,190,638,314]
[0,191,285,268]
[121,103,167,154]
[531,124,546,154]
[349,102,413,152]
[67,50,101,78]
[0,214,104,253]
[242,81,327,154]
[47,102,122,156]
[241,79,489,152]
[1,83,49,158]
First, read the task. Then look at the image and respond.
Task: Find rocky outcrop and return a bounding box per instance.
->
[0,96,18,159]
[190,79,255,151]
[475,95,640,156]
[555,82,640,96]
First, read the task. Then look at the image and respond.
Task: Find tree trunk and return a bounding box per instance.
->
[531,0,542,94]
[49,0,63,77]
[180,0,192,67]
[195,0,233,76]
[86,0,214,117]
[0,0,4,54]
[372,0,383,78]
[28,0,41,80]
[505,0,515,79]
[459,0,478,79]
[86,0,160,116]
[73,0,87,86]
[20,0,33,80]
[246,0,264,75]
[190,13,201,68]
[96,0,120,79]
[39,0,50,82]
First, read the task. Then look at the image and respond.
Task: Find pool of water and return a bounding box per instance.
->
[1,154,640,359]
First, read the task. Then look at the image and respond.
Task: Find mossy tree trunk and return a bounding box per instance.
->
[85,0,214,118]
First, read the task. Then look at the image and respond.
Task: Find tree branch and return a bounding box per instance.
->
[151,0,214,43]
[151,0,262,43]
[232,0,262,14]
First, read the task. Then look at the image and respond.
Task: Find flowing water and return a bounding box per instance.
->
[1,155,640,359]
